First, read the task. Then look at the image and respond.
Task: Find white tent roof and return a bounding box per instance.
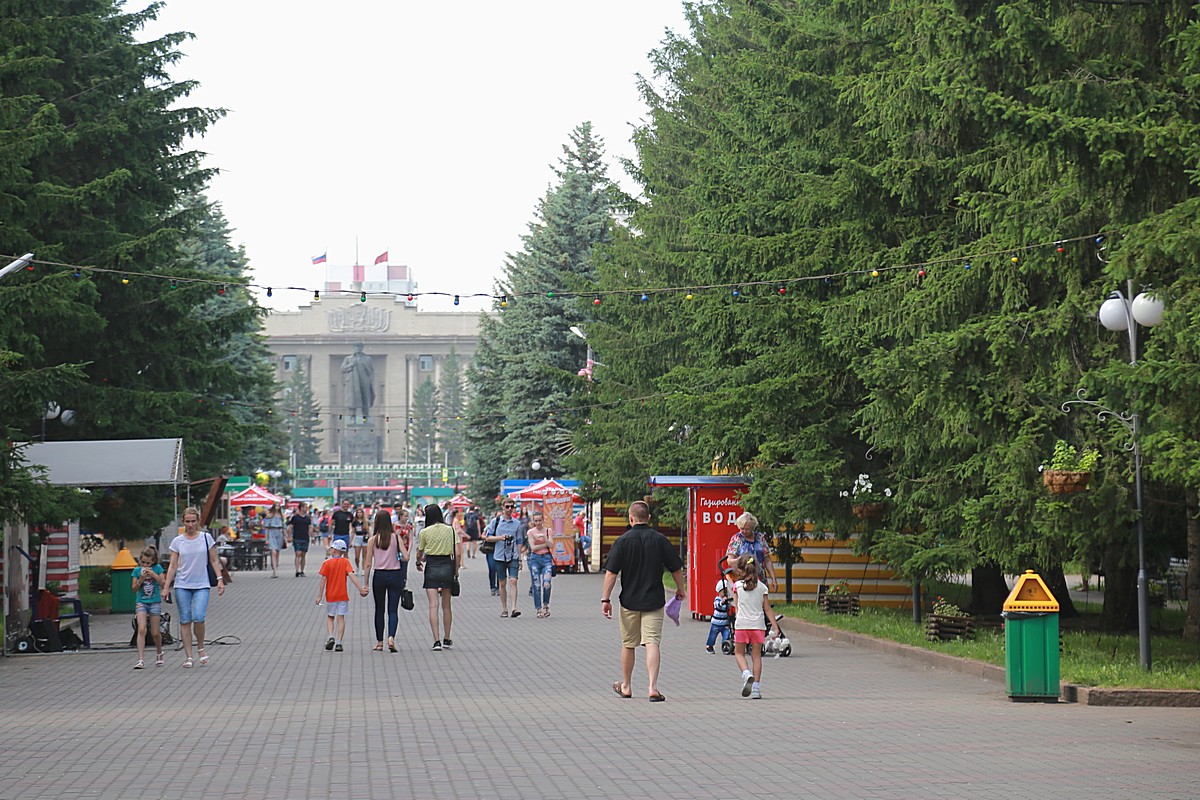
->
[19,438,187,486]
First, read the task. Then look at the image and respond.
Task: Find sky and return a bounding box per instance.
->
[138,1,691,313]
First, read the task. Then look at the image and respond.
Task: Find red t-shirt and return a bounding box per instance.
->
[319,557,355,602]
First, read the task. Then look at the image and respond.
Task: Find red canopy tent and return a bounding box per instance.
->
[505,479,581,503]
[228,485,284,507]
[449,494,473,509]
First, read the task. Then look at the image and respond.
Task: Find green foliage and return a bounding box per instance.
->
[931,596,967,618]
[1047,440,1101,472]
[280,361,323,467]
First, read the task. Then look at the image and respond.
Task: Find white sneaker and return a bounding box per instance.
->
[741,672,753,697]
[750,683,762,700]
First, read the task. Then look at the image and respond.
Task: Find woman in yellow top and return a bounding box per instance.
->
[415,504,461,651]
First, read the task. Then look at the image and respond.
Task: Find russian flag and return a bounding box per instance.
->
[312,252,327,265]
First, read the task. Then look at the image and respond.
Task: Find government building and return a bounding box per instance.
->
[260,262,484,475]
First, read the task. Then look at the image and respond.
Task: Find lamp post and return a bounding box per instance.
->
[0,252,35,281]
[1093,279,1163,671]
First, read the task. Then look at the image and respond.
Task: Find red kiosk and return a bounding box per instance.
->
[648,475,749,619]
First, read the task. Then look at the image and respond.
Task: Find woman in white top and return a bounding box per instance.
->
[164,507,225,668]
[262,502,285,578]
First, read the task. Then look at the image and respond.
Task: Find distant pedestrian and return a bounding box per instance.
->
[316,539,368,652]
[365,508,410,653]
[731,554,776,700]
[131,546,165,669]
[464,505,482,560]
[705,568,735,654]
[526,511,554,618]
[725,512,778,592]
[330,497,354,554]
[164,507,225,668]
[480,510,499,596]
[351,508,369,574]
[602,501,685,702]
[414,504,460,651]
[485,500,526,618]
[287,501,313,577]
[263,502,285,578]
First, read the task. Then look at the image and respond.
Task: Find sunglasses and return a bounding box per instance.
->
[503,504,515,509]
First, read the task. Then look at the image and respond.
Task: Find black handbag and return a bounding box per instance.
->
[204,533,219,587]
[400,588,414,610]
[450,576,460,597]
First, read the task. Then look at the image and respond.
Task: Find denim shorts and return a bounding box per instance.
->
[135,601,162,617]
[494,558,520,579]
[173,587,210,624]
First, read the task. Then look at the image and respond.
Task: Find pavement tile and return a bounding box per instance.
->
[0,552,1197,799]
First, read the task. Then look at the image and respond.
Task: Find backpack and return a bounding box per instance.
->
[319,516,330,533]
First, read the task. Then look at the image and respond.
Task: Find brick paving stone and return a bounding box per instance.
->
[1,551,1197,799]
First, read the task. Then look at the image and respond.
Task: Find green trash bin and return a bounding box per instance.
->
[1002,570,1060,702]
[110,547,137,614]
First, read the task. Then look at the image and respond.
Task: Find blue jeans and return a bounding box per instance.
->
[706,622,729,648]
[527,553,553,610]
[372,565,407,640]
[485,550,498,592]
[173,587,211,624]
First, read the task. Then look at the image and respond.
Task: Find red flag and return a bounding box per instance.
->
[374,251,388,265]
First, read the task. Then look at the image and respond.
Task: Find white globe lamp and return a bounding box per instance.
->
[1098,296,1129,331]
[1130,292,1164,327]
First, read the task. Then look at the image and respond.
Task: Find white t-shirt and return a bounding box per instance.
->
[170,532,214,589]
[734,579,767,630]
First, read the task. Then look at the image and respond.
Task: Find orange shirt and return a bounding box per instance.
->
[319,557,355,602]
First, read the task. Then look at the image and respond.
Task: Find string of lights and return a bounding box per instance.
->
[1,231,1114,305]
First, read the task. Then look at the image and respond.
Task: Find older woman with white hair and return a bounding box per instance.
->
[724,511,778,591]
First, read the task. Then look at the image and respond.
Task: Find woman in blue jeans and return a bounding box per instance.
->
[526,511,554,617]
[164,507,225,668]
[365,509,410,652]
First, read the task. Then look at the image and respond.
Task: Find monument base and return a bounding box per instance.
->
[341,421,381,465]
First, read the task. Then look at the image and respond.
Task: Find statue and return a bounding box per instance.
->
[341,341,375,420]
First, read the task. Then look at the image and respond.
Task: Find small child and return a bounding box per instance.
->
[316,539,368,652]
[705,568,736,653]
[732,554,776,699]
[132,546,165,669]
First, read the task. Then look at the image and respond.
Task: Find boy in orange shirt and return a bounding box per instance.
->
[316,539,368,651]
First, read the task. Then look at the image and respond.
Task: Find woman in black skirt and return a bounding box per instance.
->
[414,504,460,651]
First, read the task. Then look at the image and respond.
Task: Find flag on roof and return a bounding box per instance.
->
[312,252,327,265]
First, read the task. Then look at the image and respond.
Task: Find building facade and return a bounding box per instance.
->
[261,289,483,467]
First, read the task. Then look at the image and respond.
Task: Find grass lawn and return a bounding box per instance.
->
[776,600,1200,690]
[78,565,112,612]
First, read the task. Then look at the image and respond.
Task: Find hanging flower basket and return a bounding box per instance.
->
[1042,469,1091,494]
[851,501,886,519]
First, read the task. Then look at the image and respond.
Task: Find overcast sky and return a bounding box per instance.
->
[138,1,689,313]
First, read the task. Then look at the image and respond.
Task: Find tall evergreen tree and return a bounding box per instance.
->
[437,347,466,469]
[280,361,323,469]
[409,378,438,466]
[465,123,615,502]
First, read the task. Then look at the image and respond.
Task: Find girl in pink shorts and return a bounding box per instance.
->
[733,554,776,699]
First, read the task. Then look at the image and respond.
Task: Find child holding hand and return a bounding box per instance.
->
[317,539,368,652]
[732,554,776,699]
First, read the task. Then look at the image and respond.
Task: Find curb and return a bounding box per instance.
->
[784,616,1200,707]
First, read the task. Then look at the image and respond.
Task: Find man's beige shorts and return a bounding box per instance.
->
[618,606,664,648]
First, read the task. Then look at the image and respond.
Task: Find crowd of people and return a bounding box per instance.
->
[153,496,782,704]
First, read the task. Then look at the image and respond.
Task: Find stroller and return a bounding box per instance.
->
[718,555,792,658]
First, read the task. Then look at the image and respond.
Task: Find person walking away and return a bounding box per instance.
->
[526,511,554,618]
[287,501,313,576]
[365,509,410,652]
[351,508,369,574]
[725,512,778,592]
[448,508,469,569]
[131,547,165,668]
[731,554,776,699]
[164,507,225,668]
[601,501,685,702]
[262,502,286,578]
[485,500,526,618]
[414,504,460,650]
[330,497,355,555]
[464,505,482,560]
[706,567,736,653]
[316,540,368,652]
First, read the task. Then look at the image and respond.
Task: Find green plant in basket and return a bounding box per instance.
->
[827,579,853,596]
[1045,440,1100,472]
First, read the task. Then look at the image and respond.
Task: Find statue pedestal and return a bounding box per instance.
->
[341,421,380,465]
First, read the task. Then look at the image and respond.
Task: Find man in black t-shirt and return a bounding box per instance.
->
[601,501,685,703]
[330,498,355,554]
[287,502,313,577]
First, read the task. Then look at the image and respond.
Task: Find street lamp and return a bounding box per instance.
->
[569,326,595,381]
[1096,280,1162,671]
[0,252,35,281]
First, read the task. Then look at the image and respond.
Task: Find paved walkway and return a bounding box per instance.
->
[1,552,1197,800]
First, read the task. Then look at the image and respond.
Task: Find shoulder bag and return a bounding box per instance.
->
[479,518,496,554]
[203,532,219,587]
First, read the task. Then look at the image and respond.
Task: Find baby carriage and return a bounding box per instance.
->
[718,555,792,657]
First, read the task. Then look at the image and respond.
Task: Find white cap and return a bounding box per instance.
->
[331,539,348,551]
